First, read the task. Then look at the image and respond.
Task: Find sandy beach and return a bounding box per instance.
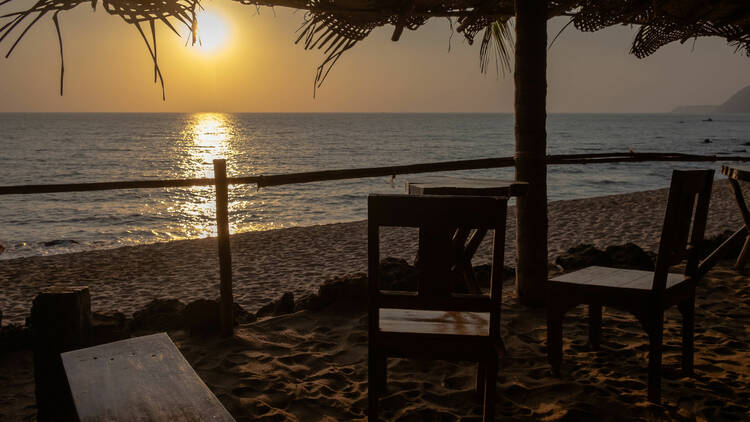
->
[1,180,749,421]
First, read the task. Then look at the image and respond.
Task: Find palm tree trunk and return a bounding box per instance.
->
[514,0,548,305]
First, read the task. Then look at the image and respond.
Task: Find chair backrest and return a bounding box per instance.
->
[652,169,714,291]
[368,194,508,336]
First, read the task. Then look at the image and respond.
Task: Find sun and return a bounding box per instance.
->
[194,10,230,53]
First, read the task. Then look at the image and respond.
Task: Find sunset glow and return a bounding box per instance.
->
[194,10,230,53]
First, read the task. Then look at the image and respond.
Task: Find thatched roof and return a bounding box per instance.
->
[2,0,749,94]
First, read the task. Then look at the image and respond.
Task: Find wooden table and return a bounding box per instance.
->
[406,176,528,197]
[721,164,750,269]
[405,176,527,294]
[62,333,235,422]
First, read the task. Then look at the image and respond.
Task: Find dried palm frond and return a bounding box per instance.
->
[0,0,200,98]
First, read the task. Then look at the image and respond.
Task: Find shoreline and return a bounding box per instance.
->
[1,180,747,325]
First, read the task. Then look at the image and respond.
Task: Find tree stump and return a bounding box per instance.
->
[31,285,92,422]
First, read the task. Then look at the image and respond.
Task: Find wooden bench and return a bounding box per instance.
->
[61,333,235,421]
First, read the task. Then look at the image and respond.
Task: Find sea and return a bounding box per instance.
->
[1,113,749,260]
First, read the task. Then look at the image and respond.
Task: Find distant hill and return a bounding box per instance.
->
[671,105,718,114]
[672,85,750,113]
[717,85,750,113]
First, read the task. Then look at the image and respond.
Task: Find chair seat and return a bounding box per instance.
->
[379,309,490,336]
[550,266,686,290]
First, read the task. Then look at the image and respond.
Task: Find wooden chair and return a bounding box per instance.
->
[545,169,715,404]
[367,194,508,421]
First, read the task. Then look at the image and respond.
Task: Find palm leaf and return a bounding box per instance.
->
[479,17,513,76]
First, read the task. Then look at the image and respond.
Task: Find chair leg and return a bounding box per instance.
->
[368,348,379,421]
[647,310,664,404]
[678,295,695,376]
[547,307,563,375]
[588,304,602,350]
[476,362,486,396]
[482,358,497,422]
[377,356,387,393]
[736,234,750,270]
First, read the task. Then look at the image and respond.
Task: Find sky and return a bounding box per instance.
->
[0,1,749,113]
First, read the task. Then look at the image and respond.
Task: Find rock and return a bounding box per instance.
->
[42,239,79,247]
[703,138,712,143]
[555,243,655,271]
[295,274,368,312]
[0,242,4,255]
[234,303,256,324]
[604,243,655,271]
[555,244,609,270]
[257,292,295,318]
[378,258,419,290]
[131,299,185,331]
[91,311,128,345]
[182,299,220,331]
[0,323,31,352]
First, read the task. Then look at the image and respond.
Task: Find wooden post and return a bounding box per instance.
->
[514,0,549,305]
[31,285,92,422]
[213,159,234,335]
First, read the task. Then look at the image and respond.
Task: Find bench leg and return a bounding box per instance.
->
[547,307,563,375]
[377,356,387,393]
[647,310,664,404]
[588,304,602,350]
[482,357,497,422]
[678,295,695,376]
[368,348,379,421]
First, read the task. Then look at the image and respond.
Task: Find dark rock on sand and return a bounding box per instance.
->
[91,311,128,344]
[257,292,295,318]
[182,299,256,331]
[183,299,220,331]
[296,274,369,312]
[234,303,256,324]
[42,239,79,247]
[555,244,609,270]
[604,243,655,271]
[556,243,655,271]
[0,242,4,255]
[378,257,419,291]
[0,324,31,352]
[131,299,185,331]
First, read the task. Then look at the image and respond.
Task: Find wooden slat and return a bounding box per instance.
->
[368,194,506,228]
[722,164,750,182]
[379,309,490,336]
[406,176,528,197]
[377,290,494,312]
[61,333,235,422]
[551,266,618,285]
[551,266,685,290]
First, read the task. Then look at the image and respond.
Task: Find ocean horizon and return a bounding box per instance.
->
[2,112,749,259]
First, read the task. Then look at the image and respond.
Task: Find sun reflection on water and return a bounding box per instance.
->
[171,113,237,239]
[188,113,233,176]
